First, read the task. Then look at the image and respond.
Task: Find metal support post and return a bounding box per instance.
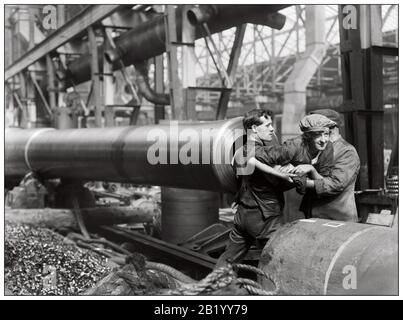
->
[46,55,57,113]
[18,72,28,128]
[182,5,197,120]
[216,25,246,120]
[164,5,184,120]
[154,55,165,123]
[30,72,52,117]
[88,26,103,127]
[201,23,233,88]
[339,5,368,189]
[103,28,115,127]
[104,28,140,124]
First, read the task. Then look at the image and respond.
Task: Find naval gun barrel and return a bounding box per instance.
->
[5,118,244,192]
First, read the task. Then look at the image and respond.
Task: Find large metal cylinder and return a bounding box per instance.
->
[5,118,243,192]
[66,5,288,85]
[259,219,398,295]
[161,187,219,244]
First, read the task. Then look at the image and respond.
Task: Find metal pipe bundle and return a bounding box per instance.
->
[5,118,243,192]
[65,5,288,85]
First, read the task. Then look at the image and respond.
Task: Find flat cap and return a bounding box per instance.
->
[310,109,343,127]
[299,114,337,133]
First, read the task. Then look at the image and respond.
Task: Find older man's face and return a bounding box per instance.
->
[254,116,274,142]
[311,130,330,151]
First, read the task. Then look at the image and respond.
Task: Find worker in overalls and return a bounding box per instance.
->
[216,109,292,268]
[216,113,336,268]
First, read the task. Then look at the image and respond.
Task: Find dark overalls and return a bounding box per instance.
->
[216,138,288,268]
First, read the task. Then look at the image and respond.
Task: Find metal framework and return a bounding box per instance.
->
[192,5,397,109]
[5,4,398,126]
[5,5,126,80]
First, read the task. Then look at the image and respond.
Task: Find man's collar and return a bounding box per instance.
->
[247,134,262,145]
[247,134,278,146]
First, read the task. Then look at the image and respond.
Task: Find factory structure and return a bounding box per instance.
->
[4,4,399,296]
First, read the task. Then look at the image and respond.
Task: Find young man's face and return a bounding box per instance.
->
[253,116,274,142]
[311,130,330,151]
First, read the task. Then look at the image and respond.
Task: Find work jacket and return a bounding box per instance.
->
[312,137,360,221]
[255,136,334,176]
[255,135,334,217]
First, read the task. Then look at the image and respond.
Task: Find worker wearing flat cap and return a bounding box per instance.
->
[301,109,360,222]
[251,114,337,218]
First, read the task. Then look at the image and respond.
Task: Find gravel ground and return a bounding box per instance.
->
[5,223,112,296]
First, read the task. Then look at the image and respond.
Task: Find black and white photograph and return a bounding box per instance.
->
[2,2,400,300]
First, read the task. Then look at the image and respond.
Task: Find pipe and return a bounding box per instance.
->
[133,62,170,105]
[5,118,244,192]
[66,5,288,85]
[187,5,288,29]
[259,218,398,295]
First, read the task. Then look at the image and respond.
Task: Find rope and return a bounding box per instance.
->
[75,238,281,295]
[236,278,263,289]
[236,278,278,296]
[167,266,236,295]
[241,284,277,296]
[234,263,280,295]
[145,261,195,284]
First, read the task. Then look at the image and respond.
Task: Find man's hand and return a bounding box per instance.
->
[291,174,308,194]
[277,163,295,174]
[291,164,314,175]
[279,172,297,183]
[273,164,297,183]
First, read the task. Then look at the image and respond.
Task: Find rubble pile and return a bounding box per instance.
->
[5,224,111,295]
